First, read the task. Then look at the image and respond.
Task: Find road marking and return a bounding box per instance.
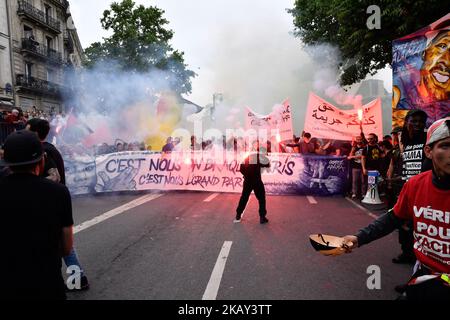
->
[74,193,163,234]
[307,196,318,204]
[345,197,378,219]
[204,193,220,202]
[202,241,233,300]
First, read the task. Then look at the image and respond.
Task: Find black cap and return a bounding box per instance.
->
[0,130,43,166]
[405,109,428,120]
[391,126,402,134]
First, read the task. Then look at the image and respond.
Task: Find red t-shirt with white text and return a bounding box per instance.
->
[394,171,450,273]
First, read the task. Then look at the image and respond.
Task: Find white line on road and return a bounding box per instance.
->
[202,241,233,300]
[74,193,163,234]
[345,197,378,219]
[204,193,220,202]
[307,196,318,204]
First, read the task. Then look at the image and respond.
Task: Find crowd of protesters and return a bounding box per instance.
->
[157,131,353,157]
[1,106,66,144]
[94,140,149,156]
[1,107,448,300]
[0,106,59,125]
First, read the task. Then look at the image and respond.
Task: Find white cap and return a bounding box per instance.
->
[426,117,450,146]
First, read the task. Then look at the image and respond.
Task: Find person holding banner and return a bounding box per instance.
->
[282,132,314,154]
[342,117,450,300]
[234,144,270,224]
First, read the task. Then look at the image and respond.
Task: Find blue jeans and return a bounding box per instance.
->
[63,247,85,277]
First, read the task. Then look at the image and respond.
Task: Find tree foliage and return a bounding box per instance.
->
[288,0,449,86]
[84,0,195,94]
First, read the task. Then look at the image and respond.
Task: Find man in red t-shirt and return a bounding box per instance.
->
[343,117,450,300]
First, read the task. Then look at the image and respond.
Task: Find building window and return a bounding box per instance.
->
[25,62,33,79]
[47,68,55,82]
[46,36,53,49]
[45,5,52,24]
[24,25,34,40]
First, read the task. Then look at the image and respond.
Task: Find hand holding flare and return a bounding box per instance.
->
[309,234,355,256]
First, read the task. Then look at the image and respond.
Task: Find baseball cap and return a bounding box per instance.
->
[391,126,402,134]
[426,117,450,146]
[0,130,44,166]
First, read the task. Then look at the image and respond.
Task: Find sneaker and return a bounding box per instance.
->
[392,253,416,264]
[66,275,90,292]
[233,213,242,223]
[260,217,269,224]
[351,193,357,199]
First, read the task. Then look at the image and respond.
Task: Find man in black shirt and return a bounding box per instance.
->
[400,109,428,180]
[392,109,428,266]
[26,118,89,291]
[361,133,382,195]
[26,118,65,184]
[282,132,315,154]
[0,130,73,299]
[235,144,270,224]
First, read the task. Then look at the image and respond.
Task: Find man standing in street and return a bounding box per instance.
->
[361,133,382,196]
[235,142,270,224]
[0,130,74,299]
[391,109,429,265]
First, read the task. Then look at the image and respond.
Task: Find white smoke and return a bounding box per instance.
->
[305,44,363,109]
[62,60,198,148]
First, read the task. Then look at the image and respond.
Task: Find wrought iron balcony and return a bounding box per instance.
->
[63,30,74,53]
[16,74,61,97]
[17,0,61,34]
[21,38,63,65]
[47,0,69,10]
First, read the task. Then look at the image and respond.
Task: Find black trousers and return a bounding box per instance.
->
[236,179,267,217]
[406,268,450,300]
[399,222,415,257]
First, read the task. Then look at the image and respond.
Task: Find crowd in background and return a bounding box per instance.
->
[0,106,66,144]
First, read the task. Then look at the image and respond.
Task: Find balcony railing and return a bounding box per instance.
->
[21,38,63,64]
[63,30,74,53]
[47,0,69,10]
[17,0,61,33]
[16,74,60,97]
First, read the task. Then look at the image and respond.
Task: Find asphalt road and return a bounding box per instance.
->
[67,191,412,300]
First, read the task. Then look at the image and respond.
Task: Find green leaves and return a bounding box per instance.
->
[289,0,448,86]
[84,0,195,94]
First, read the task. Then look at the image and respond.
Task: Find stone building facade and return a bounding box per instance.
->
[1,0,83,113]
